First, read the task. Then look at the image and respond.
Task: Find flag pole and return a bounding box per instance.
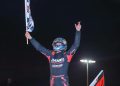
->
[25,0,28,44]
[24,0,34,45]
[26,33,29,44]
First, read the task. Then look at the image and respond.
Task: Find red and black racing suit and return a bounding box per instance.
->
[30,30,80,86]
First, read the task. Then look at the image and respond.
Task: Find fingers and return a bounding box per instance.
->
[75,24,77,27]
[25,32,29,38]
[78,21,80,24]
[75,21,81,27]
[75,21,81,26]
[25,31,30,36]
[26,31,29,34]
[25,31,32,39]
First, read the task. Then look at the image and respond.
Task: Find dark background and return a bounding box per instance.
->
[0,0,120,86]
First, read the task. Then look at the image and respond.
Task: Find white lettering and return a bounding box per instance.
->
[51,58,64,64]
[52,64,63,68]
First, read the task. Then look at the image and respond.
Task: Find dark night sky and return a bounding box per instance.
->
[0,0,120,86]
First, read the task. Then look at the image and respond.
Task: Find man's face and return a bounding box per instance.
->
[52,38,67,52]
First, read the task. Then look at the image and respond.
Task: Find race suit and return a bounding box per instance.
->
[30,30,80,86]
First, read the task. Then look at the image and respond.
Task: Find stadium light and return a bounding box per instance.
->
[80,59,96,63]
[80,59,96,86]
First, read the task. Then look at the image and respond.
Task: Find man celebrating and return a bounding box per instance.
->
[25,22,81,86]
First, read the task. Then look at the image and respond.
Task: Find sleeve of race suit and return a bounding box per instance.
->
[30,38,52,58]
[66,30,81,62]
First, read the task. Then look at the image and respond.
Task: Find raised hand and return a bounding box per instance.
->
[25,31,32,40]
[75,21,81,31]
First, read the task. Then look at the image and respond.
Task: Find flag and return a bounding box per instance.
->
[89,70,105,86]
[25,0,34,32]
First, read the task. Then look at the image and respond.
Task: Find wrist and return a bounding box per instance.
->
[76,29,80,31]
[29,36,32,40]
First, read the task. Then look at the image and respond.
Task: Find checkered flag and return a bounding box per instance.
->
[25,0,34,32]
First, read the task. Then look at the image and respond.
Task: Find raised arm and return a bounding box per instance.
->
[25,32,52,57]
[66,22,81,56]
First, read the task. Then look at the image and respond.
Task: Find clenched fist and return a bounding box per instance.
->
[25,32,32,40]
[75,21,81,31]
